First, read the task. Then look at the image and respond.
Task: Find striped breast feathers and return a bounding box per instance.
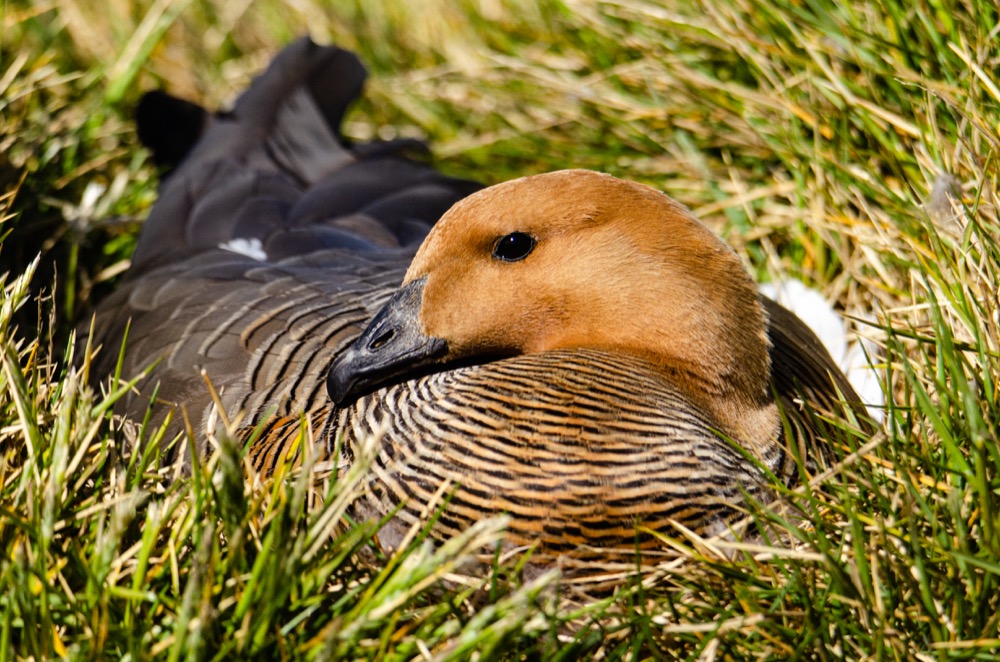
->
[329,169,779,457]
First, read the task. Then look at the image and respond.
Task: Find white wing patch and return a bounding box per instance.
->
[761,279,884,422]
[219,238,268,261]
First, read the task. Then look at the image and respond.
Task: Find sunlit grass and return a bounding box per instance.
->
[2,0,999,657]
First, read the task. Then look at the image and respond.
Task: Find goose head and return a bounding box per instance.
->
[329,169,777,447]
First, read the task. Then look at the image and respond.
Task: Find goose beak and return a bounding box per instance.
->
[327,277,447,405]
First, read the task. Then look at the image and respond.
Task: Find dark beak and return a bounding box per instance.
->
[327,277,447,405]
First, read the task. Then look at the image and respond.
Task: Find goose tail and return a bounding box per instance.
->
[128,37,479,274]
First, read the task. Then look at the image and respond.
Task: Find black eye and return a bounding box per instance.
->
[492,232,536,262]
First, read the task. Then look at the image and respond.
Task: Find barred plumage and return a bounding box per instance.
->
[332,349,772,554]
[85,39,866,564]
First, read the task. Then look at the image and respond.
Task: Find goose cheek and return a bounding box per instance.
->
[327,277,447,405]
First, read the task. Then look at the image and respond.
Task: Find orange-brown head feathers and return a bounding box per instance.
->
[330,169,775,446]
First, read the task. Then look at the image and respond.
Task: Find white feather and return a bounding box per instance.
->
[219,238,268,261]
[761,279,884,422]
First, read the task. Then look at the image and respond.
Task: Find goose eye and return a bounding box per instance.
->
[492,232,536,262]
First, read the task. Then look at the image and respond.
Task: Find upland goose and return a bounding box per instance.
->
[86,39,864,560]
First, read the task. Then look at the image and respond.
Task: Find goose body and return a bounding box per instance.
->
[88,39,862,560]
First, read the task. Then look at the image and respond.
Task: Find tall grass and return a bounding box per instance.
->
[2,0,998,657]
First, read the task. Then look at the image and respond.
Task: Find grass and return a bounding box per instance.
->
[2,0,999,657]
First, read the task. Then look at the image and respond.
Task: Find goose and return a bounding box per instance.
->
[86,38,865,562]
